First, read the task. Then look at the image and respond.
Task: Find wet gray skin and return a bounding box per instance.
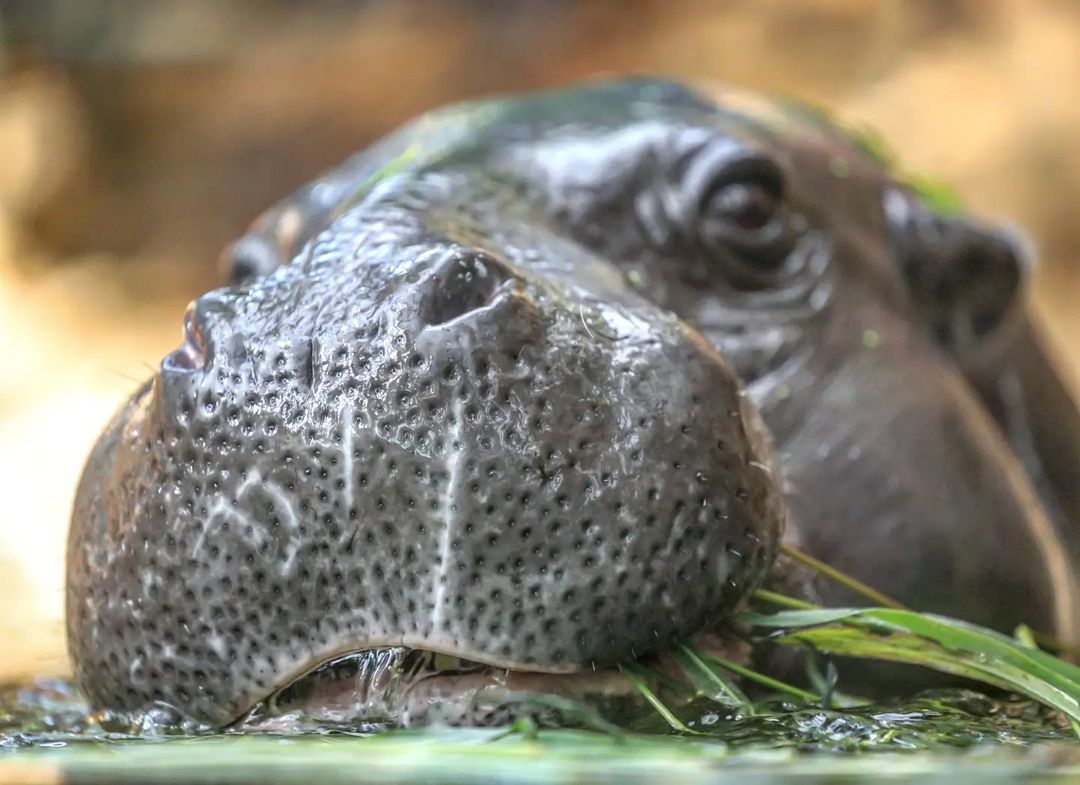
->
[68,78,1080,728]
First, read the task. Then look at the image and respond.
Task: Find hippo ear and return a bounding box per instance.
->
[884,187,1033,372]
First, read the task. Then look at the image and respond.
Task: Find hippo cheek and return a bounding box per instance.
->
[66,270,785,725]
[774,331,1079,644]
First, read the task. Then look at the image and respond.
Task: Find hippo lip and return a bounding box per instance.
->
[253,632,743,728]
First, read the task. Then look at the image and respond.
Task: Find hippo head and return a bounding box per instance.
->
[67,78,1078,727]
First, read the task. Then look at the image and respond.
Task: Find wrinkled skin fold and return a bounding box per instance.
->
[67,78,1080,728]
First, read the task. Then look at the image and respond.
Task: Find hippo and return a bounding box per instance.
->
[67,78,1080,729]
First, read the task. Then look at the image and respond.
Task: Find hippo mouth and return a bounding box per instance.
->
[245,631,744,729]
[245,647,646,729]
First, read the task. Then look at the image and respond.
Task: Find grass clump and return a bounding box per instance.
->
[739,603,1080,729]
[623,543,1080,740]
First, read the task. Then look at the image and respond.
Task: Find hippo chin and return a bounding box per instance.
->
[67,78,1080,728]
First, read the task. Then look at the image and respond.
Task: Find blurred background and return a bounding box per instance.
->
[1,0,1078,682]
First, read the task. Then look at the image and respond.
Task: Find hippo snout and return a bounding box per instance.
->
[67,222,785,724]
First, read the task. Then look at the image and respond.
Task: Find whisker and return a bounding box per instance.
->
[106,367,143,384]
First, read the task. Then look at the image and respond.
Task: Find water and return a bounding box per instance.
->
[671,693,1072,750]
[1,676,1074,785]
[3,677,1070,752]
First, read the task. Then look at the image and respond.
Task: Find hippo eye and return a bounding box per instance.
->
[696,155,794,283]
[707,181,778,232]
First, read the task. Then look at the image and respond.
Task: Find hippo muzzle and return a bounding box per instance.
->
[67,180,784,725]
[67,77,1080,727]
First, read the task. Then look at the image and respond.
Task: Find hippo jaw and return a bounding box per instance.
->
[66,191,785,725]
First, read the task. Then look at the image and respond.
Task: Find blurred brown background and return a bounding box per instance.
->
[1,0,1078,681]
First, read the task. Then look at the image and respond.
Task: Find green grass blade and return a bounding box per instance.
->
[673,646,753,713]
[630,663,699,698]
[739,608,866,628]
[750,589,818,610]
[702,655,820,704]
[780,543,906,610]
[619,666,700,735]
[490,693,625,739]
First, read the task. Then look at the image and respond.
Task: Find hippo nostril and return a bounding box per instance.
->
[162,305,208,372]
[420,251,512,326]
